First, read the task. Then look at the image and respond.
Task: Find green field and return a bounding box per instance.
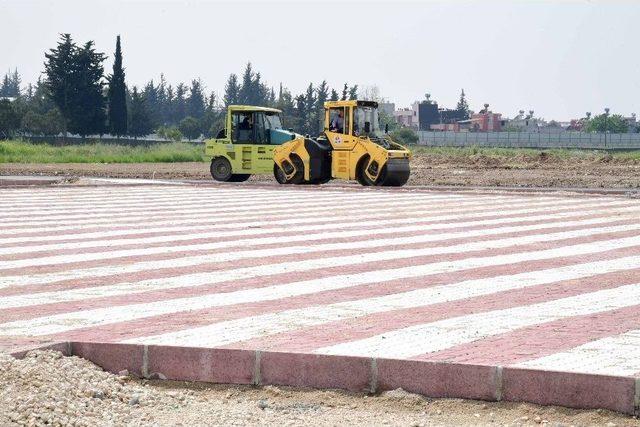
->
[0,140,206,163]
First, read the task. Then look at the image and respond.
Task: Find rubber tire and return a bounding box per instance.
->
[228,174,251,182]
[289,155,305,184]
[210,157,233,182]
[357,156,378,186]
[274,164,289,184]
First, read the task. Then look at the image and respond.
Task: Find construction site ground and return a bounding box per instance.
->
[1,149,639,189]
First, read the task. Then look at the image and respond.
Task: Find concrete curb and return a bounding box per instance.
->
[10,341,637,415]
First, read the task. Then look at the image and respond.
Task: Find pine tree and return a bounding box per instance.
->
[107,35,127,137]
[128,86,152,138]
[238,62,254,105]
[157,74,169,124]
[268,88,276,107]
[9,69,21,97]
[0,74,10,97]
[164,83,175,124]
[341,83,348,101]
[315,80,329,133]
[0,99,20,138]
[253,72,268,105]
[44,34,77,136]
[303,83,316,135]
[0,69,21,97]
[223,74,239,106]
[187,78,206,119]
[456,88,470,119]
[173,83,187,123]
[348,85,358,100]
[143,79,160,128]
[71,41,107,136]
[330,89,339,101]
[202,92,222,137]
[294,94,306,132]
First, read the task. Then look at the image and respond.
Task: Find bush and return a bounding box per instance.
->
[178,116,201,141]
[390,127,419,145]
[157,125,183,142]
[20,108,64,136]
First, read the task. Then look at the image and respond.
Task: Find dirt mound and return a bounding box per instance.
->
[0,350,192,426]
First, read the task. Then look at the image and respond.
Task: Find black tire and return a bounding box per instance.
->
[274,164,289,184]
[289,155,305,184]
[356,156,378,186]
[228,174,251,182]
[210,157,233,182]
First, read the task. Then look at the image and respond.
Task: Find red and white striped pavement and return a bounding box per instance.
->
[2,182,640,413]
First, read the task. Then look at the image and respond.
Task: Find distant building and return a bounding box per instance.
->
[439,108,467,124]
[469,110,503,132]
[504,110,539,132]
[418,101,439,130]
[394,108,418,128]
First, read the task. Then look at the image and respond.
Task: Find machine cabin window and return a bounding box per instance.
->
[328,107,349,135]
[232,112,254,143]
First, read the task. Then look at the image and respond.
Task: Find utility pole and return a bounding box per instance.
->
[604,107,610,148]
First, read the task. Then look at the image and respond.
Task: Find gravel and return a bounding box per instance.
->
[1,350,638,426]
[0,350,192,426]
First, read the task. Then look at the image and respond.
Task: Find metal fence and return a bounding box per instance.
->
[417,131,640,150]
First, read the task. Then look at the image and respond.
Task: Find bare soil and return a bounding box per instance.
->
[1,151,639,188]
[1,351,638,427]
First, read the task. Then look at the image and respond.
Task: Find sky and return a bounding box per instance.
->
[1,0,639,120]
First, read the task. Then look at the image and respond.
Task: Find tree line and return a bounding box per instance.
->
[0,33,359,140]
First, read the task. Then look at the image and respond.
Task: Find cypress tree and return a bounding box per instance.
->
[108,35,127,137]
[456,88,470,119]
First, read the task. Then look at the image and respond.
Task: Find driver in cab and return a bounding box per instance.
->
[330,109,344,133]
[239,113,253,130]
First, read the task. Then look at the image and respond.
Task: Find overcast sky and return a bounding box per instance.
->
[2,0,638,120]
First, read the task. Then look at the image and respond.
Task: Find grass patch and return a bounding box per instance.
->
[409,145,640,161]
[0,140,206,163]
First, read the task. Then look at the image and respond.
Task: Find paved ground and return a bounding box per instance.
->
[2,181,640,414]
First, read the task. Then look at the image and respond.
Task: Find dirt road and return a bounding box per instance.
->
[1,150,639,188]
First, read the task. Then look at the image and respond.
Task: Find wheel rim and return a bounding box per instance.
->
[211,158,232,181]
[215,163,229,176]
